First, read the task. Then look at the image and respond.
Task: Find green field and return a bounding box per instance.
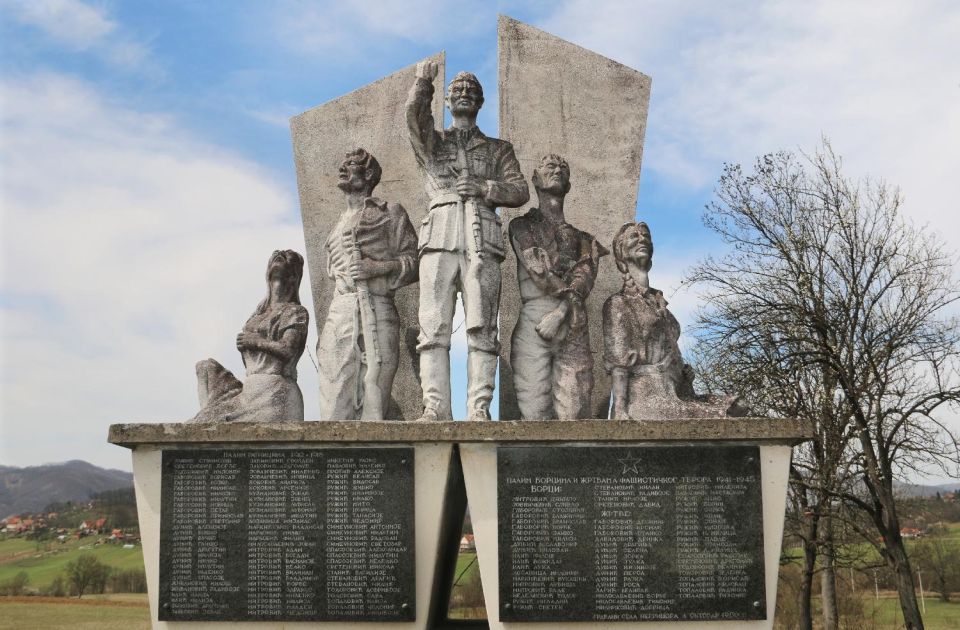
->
[0,595,150,630]
[863,597,960,629]
[454,551,479,581]
[0,538,41,557]
[0,537,145,590]
[784,522,960,563]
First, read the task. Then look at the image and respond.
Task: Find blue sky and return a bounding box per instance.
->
[1,1,958,483]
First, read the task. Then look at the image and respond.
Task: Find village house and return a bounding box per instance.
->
[900,527,924,539]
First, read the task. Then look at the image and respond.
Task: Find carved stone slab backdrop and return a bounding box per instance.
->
[498,17,652,419]
[291,54,445,420]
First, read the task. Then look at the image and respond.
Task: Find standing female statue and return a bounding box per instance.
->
[603,222,744,420]
[191,249,309,423]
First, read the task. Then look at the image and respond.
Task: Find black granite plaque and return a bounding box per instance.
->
[498,445,765,622]
[159,448,415,621]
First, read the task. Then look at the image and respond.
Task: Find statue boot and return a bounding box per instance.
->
[418,347,453,421]
[467,350,497,421]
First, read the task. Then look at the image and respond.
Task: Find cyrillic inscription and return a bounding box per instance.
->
[159,448,414,621]
[498,445,765,622]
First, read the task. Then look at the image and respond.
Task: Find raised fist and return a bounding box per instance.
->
[416,61,439,81]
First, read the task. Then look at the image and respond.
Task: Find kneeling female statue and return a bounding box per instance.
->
[191,249,309,423]
[603,222,745,420]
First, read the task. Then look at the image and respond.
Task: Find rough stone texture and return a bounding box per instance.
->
[605,222,745,420]
[108,418,811,447]
[316,151,418,421]
[291,54,445,421]
[192,249,309,423]
[509,155,607,419]
[406,61,529,422]
[498,16,652,420]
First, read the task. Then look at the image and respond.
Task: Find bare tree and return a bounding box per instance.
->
[696,334,854,629]
[913,527,960,602]
[687,141,960,630]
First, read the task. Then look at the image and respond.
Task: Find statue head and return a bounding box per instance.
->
[445,71,484,118]
[337,148,382,195]
[260,249,304,311]
[532,153,571,195]
[613,221,654,273]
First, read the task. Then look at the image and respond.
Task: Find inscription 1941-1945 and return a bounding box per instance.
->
[159,448,415,622]
[498,445,765,623]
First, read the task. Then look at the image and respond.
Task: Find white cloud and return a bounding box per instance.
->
[244,104,301,128]
[540,1,960,482]
[0,73,318,469]
[2,0,153,71]
[542,0,960,248]
[2,0,115,48]
[270,0,483,55]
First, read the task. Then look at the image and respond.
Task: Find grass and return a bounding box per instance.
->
[783,522,960,567]
[864,596,960,629]
[0,538,144,589]
[0,538,40,557]
[0,595,150,630]
[453,550,479,583]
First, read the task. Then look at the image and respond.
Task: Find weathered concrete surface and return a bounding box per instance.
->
[291,53,445,421]
[498,16,652,420]
[109,418,811,447]
[460,443,792,630]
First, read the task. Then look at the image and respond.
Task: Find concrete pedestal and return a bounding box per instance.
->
[109,419,809,629]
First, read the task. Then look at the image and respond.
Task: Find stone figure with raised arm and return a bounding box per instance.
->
[192,249,309,423]
[510,154,608,419]
[406,61,529,421]
[603,222,746,420]
[316,148,419,420]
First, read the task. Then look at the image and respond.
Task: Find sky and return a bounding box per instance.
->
[1,1,958,483]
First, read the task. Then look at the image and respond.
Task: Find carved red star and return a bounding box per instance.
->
[618,452,641,475]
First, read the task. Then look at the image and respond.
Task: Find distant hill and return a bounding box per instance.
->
[0,460,133,517]
[894,481,960,498]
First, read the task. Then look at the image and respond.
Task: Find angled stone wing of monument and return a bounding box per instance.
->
[498,16,652,420]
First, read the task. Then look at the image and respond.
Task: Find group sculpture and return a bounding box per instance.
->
[188,68,743,423]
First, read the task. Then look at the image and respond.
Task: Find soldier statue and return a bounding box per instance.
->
[316,148,418,420]
[406,62,529,421]
[509,154,607,419]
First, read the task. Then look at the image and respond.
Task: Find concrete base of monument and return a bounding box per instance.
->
[461,443,792,630]
[127,442,454,630]
[109,419,809,629]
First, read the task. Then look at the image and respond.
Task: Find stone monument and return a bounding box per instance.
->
[191,249,309,423]
[509,154,608,419]
[292,54,445,421]
[109,15,811,630]
[497,16,652,420]
[406,62,529,422]
[604,222,746,420]
[316,148,418,421]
